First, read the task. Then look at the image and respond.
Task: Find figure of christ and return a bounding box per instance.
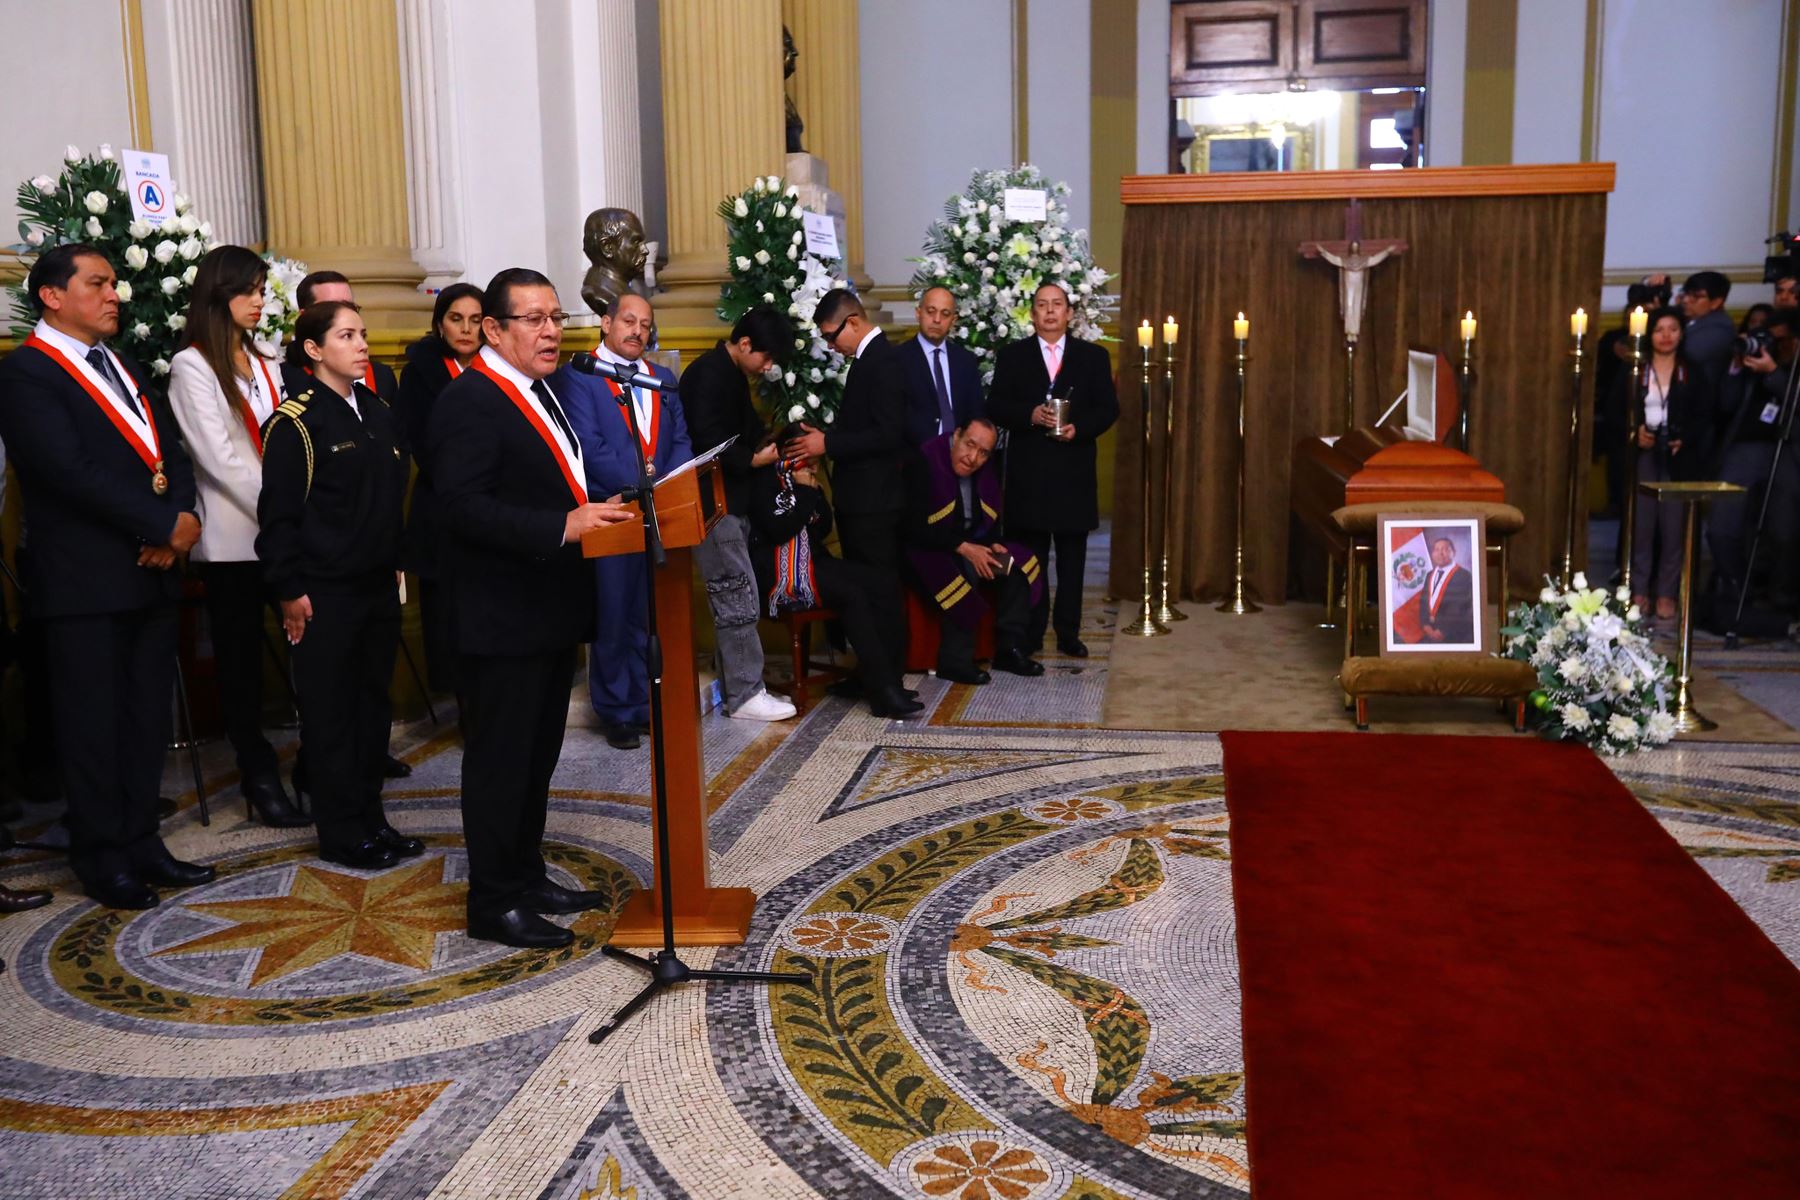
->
[1298,199,1407,343]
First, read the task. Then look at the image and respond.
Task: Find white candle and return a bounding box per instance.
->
[1137,319,1153,349]
[1163,316,1178,345]
[1571,308,1588,337]
[1460,311,1477,341]
[1629,305,1647,337]
[1233,312,1249,340]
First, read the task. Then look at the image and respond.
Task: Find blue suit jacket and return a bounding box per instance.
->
[551,359,693,498]
[898,336,984,446]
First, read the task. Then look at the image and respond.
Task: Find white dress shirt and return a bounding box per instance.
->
[32,318,157,449]
[478,346,585,546]
[1037,333,1067,384]
[855,325,883,360]
[596,342,655,437]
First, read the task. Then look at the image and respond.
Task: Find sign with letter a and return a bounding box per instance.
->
[123,149,173,228]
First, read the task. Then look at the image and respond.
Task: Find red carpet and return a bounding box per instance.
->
[1222,731,1800,1199]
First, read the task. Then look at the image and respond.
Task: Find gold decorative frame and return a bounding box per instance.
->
[1189,122,1317,174]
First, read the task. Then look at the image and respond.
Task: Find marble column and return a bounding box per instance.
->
[250,0,429,325]
[139,0,264,246]
[782,0,869,289]
[655,0,785,326]
[396,0,464,289]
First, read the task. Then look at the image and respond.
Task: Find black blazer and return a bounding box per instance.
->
[679,341,766,519]
[282,359,398,411]
[898,336,984,445]
[825,332,909,516]
[426,368,595,656]
[396,336,457,577]
[1422,566,1475,644]
[0,342,197,618]
[986,334,1119,532]
[1606,355,1716,480]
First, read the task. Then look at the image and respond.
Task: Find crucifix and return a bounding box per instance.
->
[1299,199,1407,434]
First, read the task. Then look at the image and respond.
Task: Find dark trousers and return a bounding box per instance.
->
[417,576,459,695]
[1708,439,1800,587]
[291,583,400,853]
[42,604,176,886]
[589,552,649,726]
[1016,528,1088,646]
[835,509,907,666]
[938,568,1033,673]
[199,560,278,779]
[815,555,904,691]
[459,648,575,919]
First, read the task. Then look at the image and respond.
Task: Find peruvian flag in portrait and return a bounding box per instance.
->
[1386,524,1429,644]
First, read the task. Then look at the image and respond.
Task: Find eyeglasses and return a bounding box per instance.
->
[819,316,852,344]
[500,311,571,330]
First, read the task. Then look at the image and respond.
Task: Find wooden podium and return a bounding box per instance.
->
[582,459,759,946]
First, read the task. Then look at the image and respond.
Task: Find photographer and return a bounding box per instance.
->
[1613,308,1713,624]
[1707,307,1800,605]
[1680,270,1737,392]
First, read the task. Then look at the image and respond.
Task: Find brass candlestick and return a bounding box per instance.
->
[1342,334,1357,434]
[1620,321,1645,594]
[1218,330,1261,614]
[1156,335,1186,623]
[1561,321,1586,586]
[1457,331,1474,455]
[1123,337,1168,637]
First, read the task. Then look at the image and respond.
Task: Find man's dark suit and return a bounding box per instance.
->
[0,340,197,888]
[428,365,595,922]
[1683,309,1736,396]
[985,334,1119,647]
[898,335,983,446]
[1422,564,1475,644]
[826,331,909,572]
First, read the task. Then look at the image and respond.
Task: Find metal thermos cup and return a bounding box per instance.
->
[1049,397,1070,434]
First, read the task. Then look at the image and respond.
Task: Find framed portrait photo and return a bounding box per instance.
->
[1377,514,1485,654]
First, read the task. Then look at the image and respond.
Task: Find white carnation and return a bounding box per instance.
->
[1559,656,1588,682]
[1560,704,1592,731]
[115,281,132,302]
[1646,712,1677,743]
[1607,713,1639,742]
[160,276,180,296]
[83,190,109,215]
[733,197,749,217]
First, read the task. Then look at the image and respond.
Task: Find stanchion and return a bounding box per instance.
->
[1639,480,1742,732]
[1619,305,1648,594]
[1218,313,1260,614]
[1156,316,1186,624]
[1123,321,1168,637]
[1561,307,1588,586]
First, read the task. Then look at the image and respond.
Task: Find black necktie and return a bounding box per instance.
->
[532,379,577,447]
[87,347,142,418]
[931,346,954,434]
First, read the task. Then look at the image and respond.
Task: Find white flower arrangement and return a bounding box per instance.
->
[1503,573,1676,755]
[253,254,310,357]
[909,163,1112,383]
[716,175,850,425]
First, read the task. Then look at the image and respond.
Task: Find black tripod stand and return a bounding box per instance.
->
[1724,359,1800,649]
[572,357,806,1045]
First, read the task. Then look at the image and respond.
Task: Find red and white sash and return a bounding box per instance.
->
[444,356,464,380]
[240,356,281,455]
[605,376,659,459]
[1428,565,1459,617]
[470,350,586,504]
[23,334,165,482]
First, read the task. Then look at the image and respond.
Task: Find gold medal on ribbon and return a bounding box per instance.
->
[151,459,169,495]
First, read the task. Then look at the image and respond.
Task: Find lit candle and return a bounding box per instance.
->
[1163,315,1178,345]
[1460,311,1477,341]
[1571,307,1588,337]
[1138,319,1153,349]
[1233,312,1249,340]
[1628,305,1647,337]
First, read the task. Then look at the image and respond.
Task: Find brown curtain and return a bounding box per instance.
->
[1110,192,1607,605]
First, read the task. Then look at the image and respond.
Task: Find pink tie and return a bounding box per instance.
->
[1048,342,1062,380]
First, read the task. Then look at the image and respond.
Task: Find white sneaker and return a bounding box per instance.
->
[730,691,797,721]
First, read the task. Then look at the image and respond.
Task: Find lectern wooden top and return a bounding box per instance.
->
[1121,163,1616,206]
[581,457,725,559]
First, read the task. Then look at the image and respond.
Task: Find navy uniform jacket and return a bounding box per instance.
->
[427,368,595,656]
[898,335,984,445]
[255,379,409,601]
[0,342,197,617]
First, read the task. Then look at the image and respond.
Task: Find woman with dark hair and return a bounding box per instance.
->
[168,244,308,827]
[396,282,485,695]
[257,301,415,868]
[1612,306,1714,624]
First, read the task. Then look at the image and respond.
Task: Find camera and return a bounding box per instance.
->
[1737,328,1775,358]
[1763,230,1798,283]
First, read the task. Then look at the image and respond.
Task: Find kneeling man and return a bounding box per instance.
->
[903,419,1044,682]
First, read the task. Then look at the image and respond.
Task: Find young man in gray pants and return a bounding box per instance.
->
[679,308,796,722]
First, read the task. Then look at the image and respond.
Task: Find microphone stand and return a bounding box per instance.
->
[589,371,805,1044]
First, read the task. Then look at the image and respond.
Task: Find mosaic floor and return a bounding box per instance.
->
[3,541,1799,1199]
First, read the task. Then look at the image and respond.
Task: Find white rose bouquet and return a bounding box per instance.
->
[716,175,850,425]
[254,254,310,357]
[8,147,224,385]
[909,163,1112,383]
[1503,573,1676,755]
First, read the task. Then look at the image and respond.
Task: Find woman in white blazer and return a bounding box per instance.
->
[169,245,308,827]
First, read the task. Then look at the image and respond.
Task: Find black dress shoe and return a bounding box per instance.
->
[827,678,866,700]
[244,773,311,828]
[900,687,920,700]
[521,880,610,914]
[601,722,641,750]
[85,874,159,910]
[867,686,925,719]
[137,848,216,888]
[0,883,52,913]
[384,754,412,779]
[936,665,991,686]
[1056,635,1089,658]
[320,839,398,870]
[374,823,425,858]
[468,907,574,949]
[993,649,1046,677]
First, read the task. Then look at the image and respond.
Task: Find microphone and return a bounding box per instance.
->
[569,352,678,394]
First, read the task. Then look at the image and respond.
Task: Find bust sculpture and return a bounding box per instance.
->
[783,25,805,155]
[580,207,649,314]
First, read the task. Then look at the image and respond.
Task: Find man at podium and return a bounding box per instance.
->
[429,268,633,949]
